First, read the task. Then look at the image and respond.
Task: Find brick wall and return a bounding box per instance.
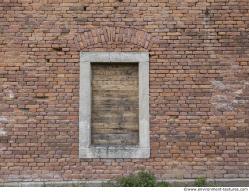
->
[0,0,249,182]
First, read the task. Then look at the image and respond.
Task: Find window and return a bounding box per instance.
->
[79,52,150,158]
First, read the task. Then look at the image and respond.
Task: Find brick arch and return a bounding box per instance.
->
[74,26,156,50]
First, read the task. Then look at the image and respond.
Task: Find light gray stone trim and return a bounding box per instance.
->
[79,52,150,158]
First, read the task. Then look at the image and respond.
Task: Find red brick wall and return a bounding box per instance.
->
[0,0,249,182]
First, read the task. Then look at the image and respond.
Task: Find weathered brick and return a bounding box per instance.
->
[0,0,249,183]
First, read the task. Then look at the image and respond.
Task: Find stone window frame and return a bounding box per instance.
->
[79,52,150,158]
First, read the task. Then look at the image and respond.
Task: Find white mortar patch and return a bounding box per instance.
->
[0,128,7,136]
[212,95,233,111]
[8,90,14,99]
[0,116,8,123]
[234,89,243,95]
[211,80,229,91]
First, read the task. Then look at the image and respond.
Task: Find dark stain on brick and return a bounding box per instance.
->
[204,9,210,16]
[217,128,249,138]
[61,28,70,34]
[0,136,9,143]
[34,96,49,100]
[52,47,63,52]
[215,77,223,81]
[19,108,29,112]
[187,133,200,141]
[69,5,88,11]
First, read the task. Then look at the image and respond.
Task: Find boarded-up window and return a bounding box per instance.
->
[91,63,139,145]
[79,52,149,158]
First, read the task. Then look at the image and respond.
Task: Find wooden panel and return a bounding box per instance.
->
[91,63,139,145]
